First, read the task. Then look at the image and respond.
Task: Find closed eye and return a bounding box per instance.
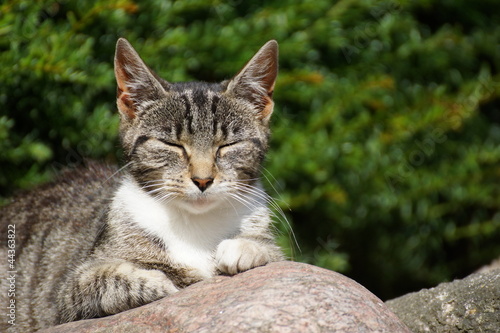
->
[219,138,262,151]
[219,141,241,150]
[157,139,184,150]
[156,138,186,156]
[217,141,243,158]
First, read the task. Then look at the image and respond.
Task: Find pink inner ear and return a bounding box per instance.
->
[115,58,137,119]
[258,96,274,120]
[117,90,136,120]
[258,79,275,119]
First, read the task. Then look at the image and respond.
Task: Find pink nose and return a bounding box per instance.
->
[191,178,214,192]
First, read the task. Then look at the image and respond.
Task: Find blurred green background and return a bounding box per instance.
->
[1,0,500,300]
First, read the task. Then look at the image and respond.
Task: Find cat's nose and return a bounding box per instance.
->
[191,177,214,192]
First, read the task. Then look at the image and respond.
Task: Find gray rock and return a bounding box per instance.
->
[476,257,500,274]
[386,269,500,333]
[40,261,410,332]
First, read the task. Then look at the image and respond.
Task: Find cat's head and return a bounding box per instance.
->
[114,38,278,214]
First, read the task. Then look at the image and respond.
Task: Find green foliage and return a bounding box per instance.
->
[1,0,499,299]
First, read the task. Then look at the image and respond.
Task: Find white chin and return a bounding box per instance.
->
[177,197,220,214]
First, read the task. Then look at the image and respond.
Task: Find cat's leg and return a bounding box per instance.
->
[57,259,178,323]
[215,208,284,275]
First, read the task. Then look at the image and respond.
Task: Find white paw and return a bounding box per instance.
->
[215,239,270,275]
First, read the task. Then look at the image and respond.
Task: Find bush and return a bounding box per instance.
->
[1,0,499,299]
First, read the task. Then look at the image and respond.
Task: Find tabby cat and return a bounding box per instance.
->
[0,38,284,332]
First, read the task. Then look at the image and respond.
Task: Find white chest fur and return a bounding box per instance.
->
[112,179,245,277]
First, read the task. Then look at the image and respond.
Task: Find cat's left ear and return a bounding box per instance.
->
[226,40,278,123]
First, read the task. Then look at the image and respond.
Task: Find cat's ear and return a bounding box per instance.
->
[114,38,169,120]
[226,40,278,123]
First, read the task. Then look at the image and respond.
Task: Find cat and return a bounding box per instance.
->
[0,38,284,332]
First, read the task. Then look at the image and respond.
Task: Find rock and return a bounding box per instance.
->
[40,262,410,332]
[476,257,500,274]
[386,269,500,333]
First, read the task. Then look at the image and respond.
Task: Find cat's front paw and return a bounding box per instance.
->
[96,263,179,315]
[215,238,271,275]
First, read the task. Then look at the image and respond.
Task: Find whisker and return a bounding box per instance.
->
[141,178,165,184]
[253,170,292,212]
[140,179,167,187]
[142,182,166,190]
[103,161,133,184]
[261,167,284,195]
[227,192,260,211]
[146,187,166,196]
[227,180,301,254]
[221,196,240,216]
[230,181,300,251]
[152,191,176,205]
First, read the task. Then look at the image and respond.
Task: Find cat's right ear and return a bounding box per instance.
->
[225,40,278,123]
[114,38,168,120]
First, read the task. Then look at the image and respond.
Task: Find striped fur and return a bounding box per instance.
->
[0,39,283,332]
